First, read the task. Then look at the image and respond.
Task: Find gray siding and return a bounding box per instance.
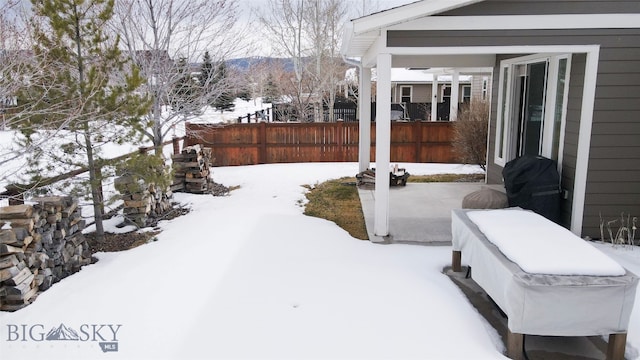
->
[583,41,640,238]
[387,24,640,236]
[440,0,640,16]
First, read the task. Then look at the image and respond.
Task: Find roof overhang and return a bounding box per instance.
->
[341,0,640,67]
[341,0,483,58]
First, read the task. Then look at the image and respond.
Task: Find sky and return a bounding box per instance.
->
[235,0,418,57]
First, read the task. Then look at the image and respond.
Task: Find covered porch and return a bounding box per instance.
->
[342,0,604,240]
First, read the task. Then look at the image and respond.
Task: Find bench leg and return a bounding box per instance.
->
[506,330,524,360]
[607,333,627,360]
[452,250,462,272]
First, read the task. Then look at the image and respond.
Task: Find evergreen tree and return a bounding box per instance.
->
[263,73,279,103]
[17,0,149,241]
[171,57,198,111]
[200,51,214,88]
[212,61,234,112]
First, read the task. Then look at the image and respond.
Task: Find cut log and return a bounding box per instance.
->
[0,244,24,255]
[0,265,20,282]
[0,229,17,244]
[0,204,33,219]
[4,267,33,286]
[0,254,19,269]
[8,218,34,232]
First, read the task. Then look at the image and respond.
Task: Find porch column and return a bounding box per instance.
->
[359,67,372,172]
[374,53,391,238]
[431,76,438,121]
[450,70,460,121]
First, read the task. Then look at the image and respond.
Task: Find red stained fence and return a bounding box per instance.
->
[184,121,456,166]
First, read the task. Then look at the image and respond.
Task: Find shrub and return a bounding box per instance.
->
[453,99,489,170]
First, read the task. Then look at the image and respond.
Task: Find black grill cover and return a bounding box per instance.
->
[502,155,561,223]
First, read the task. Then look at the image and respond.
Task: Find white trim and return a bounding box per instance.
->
[555,55,572,174]
[571,48,600,236]
[388,14,640,31]
[351,0,483,35]
[494,65,510,166]
[387,45,600,56]
[399,85,413,103]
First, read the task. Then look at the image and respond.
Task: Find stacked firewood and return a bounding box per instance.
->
[0,196,91,311]
[171,145,213,194]
[114,176,173,228]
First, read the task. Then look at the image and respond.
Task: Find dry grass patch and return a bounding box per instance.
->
[303,177,369,240]
[409,173,485,183]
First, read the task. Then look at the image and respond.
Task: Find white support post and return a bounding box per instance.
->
[450,70,460,121]
[571,48,599,236]
[359,67,372,173]
[431,76,439,121]
[374,53,392,238]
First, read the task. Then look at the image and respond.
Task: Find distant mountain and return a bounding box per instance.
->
[46,323,80,341]
[226,57,295,72]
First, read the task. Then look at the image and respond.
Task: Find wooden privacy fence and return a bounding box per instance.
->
[184,121,455,166]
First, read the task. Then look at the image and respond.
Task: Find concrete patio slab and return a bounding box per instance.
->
[358,182,499,244]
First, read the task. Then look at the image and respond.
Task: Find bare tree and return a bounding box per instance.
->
[259,0,348,123]
[112,0,248,152]
[304,0,347,122]
[258,0,313,122]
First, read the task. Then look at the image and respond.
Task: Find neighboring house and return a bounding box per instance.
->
[341,0,640,239]
[385,68,490,120]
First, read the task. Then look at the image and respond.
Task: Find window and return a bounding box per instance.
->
[400,86,412,104]
[494,54,571,168]
[462,86,471,102]
[482,77,489,100]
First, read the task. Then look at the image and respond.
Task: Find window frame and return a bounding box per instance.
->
[494,53,571,169]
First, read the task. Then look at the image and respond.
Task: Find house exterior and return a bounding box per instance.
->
[341,0,640,239]
[386,68,488,120]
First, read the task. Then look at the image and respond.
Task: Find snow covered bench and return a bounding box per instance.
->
[451,208,638,360]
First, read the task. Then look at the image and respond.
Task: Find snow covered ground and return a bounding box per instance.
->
[1,161,639,360]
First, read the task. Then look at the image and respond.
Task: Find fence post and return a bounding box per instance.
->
[414,121,422,163]
[172,136,181,155]
[247,113,251,123]
[337,119,344,162]
[258,121,267,164]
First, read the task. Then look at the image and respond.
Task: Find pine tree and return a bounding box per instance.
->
[200,51,214,88]
[212,61,234,112]
[17,0,149,241]
[171,57,198,111]
[263,73,279,103]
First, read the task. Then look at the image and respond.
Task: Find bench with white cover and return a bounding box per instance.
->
[451,208,638,360]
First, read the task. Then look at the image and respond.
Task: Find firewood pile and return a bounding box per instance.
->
[0,196,91,311]
[114,176,173,228]
[171,145,214,194]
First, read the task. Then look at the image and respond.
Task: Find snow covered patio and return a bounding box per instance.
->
[1,162,639,359]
